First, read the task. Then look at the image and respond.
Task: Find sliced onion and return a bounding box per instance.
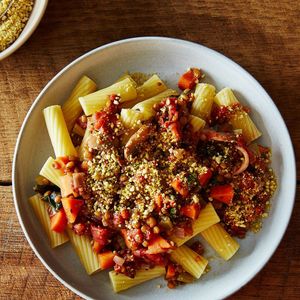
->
[87,134,98,149]
[234,146,249,175]
[173,227,186,239]
[201,129,233,142]
[113,255,125,266]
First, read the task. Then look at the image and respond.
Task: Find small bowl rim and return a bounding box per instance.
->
[12,36,297,300]
[0,0,48,61]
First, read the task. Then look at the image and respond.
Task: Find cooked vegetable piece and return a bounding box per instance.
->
[166,263,176,279]
[98,251,115,269]
[171,178,189,198]
[146,236,172,254]
[178,68,201,90]
[210,185,234,205]
[50,209,68,233]
[198,169,212,186]
[180,203,201,220]
[61,197,84,223]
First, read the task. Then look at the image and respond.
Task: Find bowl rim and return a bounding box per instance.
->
[12,36,296,300]
[0,0,48,61]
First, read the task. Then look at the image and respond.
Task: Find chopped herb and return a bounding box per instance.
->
[187,173,197,185]
[170,207,176,215]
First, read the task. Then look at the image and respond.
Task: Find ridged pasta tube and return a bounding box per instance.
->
[116,74,137,88]
[29,194,69,248]
[191,83,216,120]
[43,105,78,157]
[201,223,240,260]
[39,156,62,187]
[136,74,167,101]
[109,266,165,293]
[62,75,97,131]
[133,89,178,118]
[214,87,239,107]
[78,117,92,161]
[170,245,208,278]
[67,228,100,275]
[171,203,220,246]
[189,115,206,132]
[120,108,149,129]
[214,88,261,143]
[79,78,137,116]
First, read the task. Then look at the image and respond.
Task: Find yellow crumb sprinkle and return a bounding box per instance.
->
[0,0,34,52]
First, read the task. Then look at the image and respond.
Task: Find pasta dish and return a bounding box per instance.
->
[30,68,277,292]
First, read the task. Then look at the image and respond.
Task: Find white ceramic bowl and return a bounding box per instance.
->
[0,0,48,60]
[13,37,296,300]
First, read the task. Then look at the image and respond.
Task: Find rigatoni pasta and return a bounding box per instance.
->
[62,75,97,131]
[191,83,216,120]
[79,78,137,115]
[67,228,100,275]
[136,74,167,100]
[170,245,208,278]
[133,88,178,117]
[39,156,62,187]
[43,105,78,157]
[171,203,220,247]
[109,266,165,293]
[29,194,69,248]
[189,115,206,132]
[201,223,240,260]
[214,87,262,143]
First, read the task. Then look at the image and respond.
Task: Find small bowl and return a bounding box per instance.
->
[13,37,296,300]
[0,0,48,60]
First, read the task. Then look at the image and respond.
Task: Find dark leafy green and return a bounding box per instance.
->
[33,184,60,194]
[41,191,62,211]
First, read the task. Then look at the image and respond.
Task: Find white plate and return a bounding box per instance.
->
[13,37,296,300]
[0,0,48,60]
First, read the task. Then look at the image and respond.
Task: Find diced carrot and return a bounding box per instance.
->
[168,122,181,141]
[98,251,115,269]
[93,241,103,254]
[120,208,130,220]
[178,68,201,90]
[146,236,172,254]
[60,174,74,197]
[198,169,212,186]
[210,184,234,205]
[50,209,67,233]
[154,194,163,211]
[57,156,69,165]
[171,178,189,198]
[180,203,201,220]
[61,197,84,223]
[121,229,137,250]
[166,263,176,279]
